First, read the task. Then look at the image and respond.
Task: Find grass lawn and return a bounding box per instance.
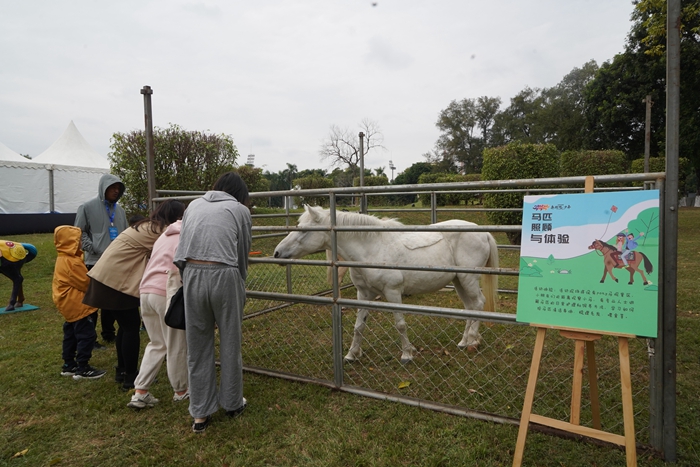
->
[0,208,698,466]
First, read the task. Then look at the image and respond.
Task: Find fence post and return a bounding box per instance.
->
[329,193,344,388]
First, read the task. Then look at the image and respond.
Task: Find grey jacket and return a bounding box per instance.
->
[174,190,252,281]
[74,173,128,266]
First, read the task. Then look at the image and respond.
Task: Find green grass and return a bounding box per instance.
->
[1,208,699,466]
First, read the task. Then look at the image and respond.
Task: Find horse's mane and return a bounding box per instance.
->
[597,240,617,252]
[300,208,403,240]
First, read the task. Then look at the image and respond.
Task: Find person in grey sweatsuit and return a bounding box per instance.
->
[174,171,252,433]
[74,173,128,345]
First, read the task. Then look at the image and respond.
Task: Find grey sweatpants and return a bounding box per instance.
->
[183,263,246,418]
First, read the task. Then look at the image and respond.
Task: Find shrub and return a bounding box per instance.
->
[482,142,559,244]
[630,156,691,194]
[416,173,482,206]
[559,150,627,178]
[293,175,335,207]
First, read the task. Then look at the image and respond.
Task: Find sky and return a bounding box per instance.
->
[0,0,635,176]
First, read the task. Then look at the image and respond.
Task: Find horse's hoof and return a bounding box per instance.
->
[400,357,414,365]
[614,279,618,283]
[628,282,633,285]
[644,282,649,285]
[600,280,604,283]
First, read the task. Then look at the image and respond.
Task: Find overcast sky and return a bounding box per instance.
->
[0,0,635,176]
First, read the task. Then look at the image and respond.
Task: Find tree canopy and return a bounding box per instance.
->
[109,124,240,214]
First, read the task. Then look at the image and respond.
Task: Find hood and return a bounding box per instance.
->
[54,225,83,256]
[98,173,125,202]
[163,219,182,237]
[202,190,238,203]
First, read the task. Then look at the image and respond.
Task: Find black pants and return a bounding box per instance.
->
[113,308,141,375]
[62,315,97,367]
[100,309,117,341]
[85,264,117,341]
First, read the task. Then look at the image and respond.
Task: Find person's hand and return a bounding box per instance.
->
[640,232,645,236]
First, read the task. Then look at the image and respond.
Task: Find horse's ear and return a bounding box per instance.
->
[307,205,324,222]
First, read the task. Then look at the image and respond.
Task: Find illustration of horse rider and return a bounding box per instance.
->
[622,231,644,266]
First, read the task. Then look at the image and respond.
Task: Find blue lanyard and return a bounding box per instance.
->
[105,202,116,226]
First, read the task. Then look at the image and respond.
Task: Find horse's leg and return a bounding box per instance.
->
[453,274,484,352]
[344,287,377,362]
[631,261,649,285]
[344,307,369,362]
[379,289,415,364]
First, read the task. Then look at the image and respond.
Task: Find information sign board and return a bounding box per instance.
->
[516,190,659,337]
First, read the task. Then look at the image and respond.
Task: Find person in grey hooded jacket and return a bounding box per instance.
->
[74,173,128,347]
[174,171,251,433]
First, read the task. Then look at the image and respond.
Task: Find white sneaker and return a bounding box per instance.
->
[173,391,189,402]
[127,392,159,409]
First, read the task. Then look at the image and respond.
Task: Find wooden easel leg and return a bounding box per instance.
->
[570,340,585,425]
[513,327,547,467]
[618,337,637,467]
[586,340,602,430]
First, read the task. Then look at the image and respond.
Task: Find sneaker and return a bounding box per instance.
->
[192,415,211,433]
[226,398,247,418]
[60,363,79,376]
[72,365,107,380]
[173,391,189,402]
[93,342,107,350]
[127,392,159,409]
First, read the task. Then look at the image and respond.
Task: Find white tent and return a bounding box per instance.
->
[0,122,109,215]
[0,141,29,162]
[32,121,110,169]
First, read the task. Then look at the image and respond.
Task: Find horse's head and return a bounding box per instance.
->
[588,239,602,250]
[273,205,331,259]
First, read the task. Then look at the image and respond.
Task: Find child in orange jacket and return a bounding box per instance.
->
[52,226,106,380]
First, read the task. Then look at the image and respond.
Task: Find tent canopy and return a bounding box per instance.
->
[31,121,110,169]
[0,141,29,163]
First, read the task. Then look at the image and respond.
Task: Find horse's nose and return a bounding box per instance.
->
[273,250,280,258]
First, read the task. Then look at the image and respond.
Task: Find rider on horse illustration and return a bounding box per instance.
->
[622,231,644,266]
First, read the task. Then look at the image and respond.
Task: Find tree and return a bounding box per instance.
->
[109,124,239,215]
[630,0,700,191]
[435,96,501,174]
[583,0,700,188]
[491,87,547,146]
[393,162,434,186]
[319,119,384,179]
[539,60,599,151]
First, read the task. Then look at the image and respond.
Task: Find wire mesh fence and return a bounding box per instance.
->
[157,173,666,449]
[242,252,652,444]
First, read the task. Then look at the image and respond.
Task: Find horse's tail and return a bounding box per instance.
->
[482,234,499,313]
[641,252,653,274]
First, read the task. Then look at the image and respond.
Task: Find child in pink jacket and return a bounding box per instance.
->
[128,219,188,409]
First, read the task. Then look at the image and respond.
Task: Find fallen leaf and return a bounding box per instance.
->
[397,381,410,389]
[12,449,28,458]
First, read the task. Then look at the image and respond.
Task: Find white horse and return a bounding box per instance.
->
[273,205,499,363]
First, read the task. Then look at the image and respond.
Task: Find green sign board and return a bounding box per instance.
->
[516,190,659,337]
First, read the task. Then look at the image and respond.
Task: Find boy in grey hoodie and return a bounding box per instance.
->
[74,173,128,348]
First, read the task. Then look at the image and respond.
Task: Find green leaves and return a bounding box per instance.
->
[108,124,240,215]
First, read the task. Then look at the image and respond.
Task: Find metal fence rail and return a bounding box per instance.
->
[158,172,670,451]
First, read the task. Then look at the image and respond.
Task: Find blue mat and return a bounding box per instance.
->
[0,304,39,315]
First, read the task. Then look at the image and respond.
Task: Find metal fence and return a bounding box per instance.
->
[158,172,672,452]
